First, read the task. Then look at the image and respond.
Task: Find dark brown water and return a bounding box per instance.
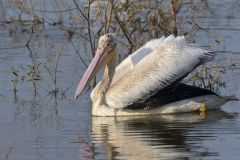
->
[0,0,240,159]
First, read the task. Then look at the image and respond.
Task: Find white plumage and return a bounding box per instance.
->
[75,34,235,116]
[112,36,167,82]
[105,35,213,108]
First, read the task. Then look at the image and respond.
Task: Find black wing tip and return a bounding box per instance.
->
[223,96,239,101]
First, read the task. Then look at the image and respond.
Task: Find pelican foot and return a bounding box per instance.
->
[199,103,207,118]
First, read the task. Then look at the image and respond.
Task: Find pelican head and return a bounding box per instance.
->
[75,34,117,99]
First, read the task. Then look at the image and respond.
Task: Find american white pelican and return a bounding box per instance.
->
[75,34,237,116]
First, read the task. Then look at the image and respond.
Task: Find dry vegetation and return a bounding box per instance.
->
[0,0,235,95]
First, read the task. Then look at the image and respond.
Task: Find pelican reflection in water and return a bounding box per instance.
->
[91,111,235,159]
[75,34,238,116]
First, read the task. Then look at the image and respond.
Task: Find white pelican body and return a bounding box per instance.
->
[75,34,237,116]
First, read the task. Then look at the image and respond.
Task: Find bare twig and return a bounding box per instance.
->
[44,40,67,97]
[11,0,42,23]
[53,41,67,96]
[72,0,89,22]
[34,8,78,13]
[0,144,15,160]
[170,0,178,36]
[72,0,95,56]
[26,0,34,47]
[113,12,134,48]
[87,0,95,57]
[106,0,114,33]
[70,41,88,68]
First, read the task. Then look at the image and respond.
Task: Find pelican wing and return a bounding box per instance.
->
[111,36,166,84]
[125,83,217,110]
[105,35,214,108]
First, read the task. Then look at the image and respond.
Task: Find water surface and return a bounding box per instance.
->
[0,0,240,159]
